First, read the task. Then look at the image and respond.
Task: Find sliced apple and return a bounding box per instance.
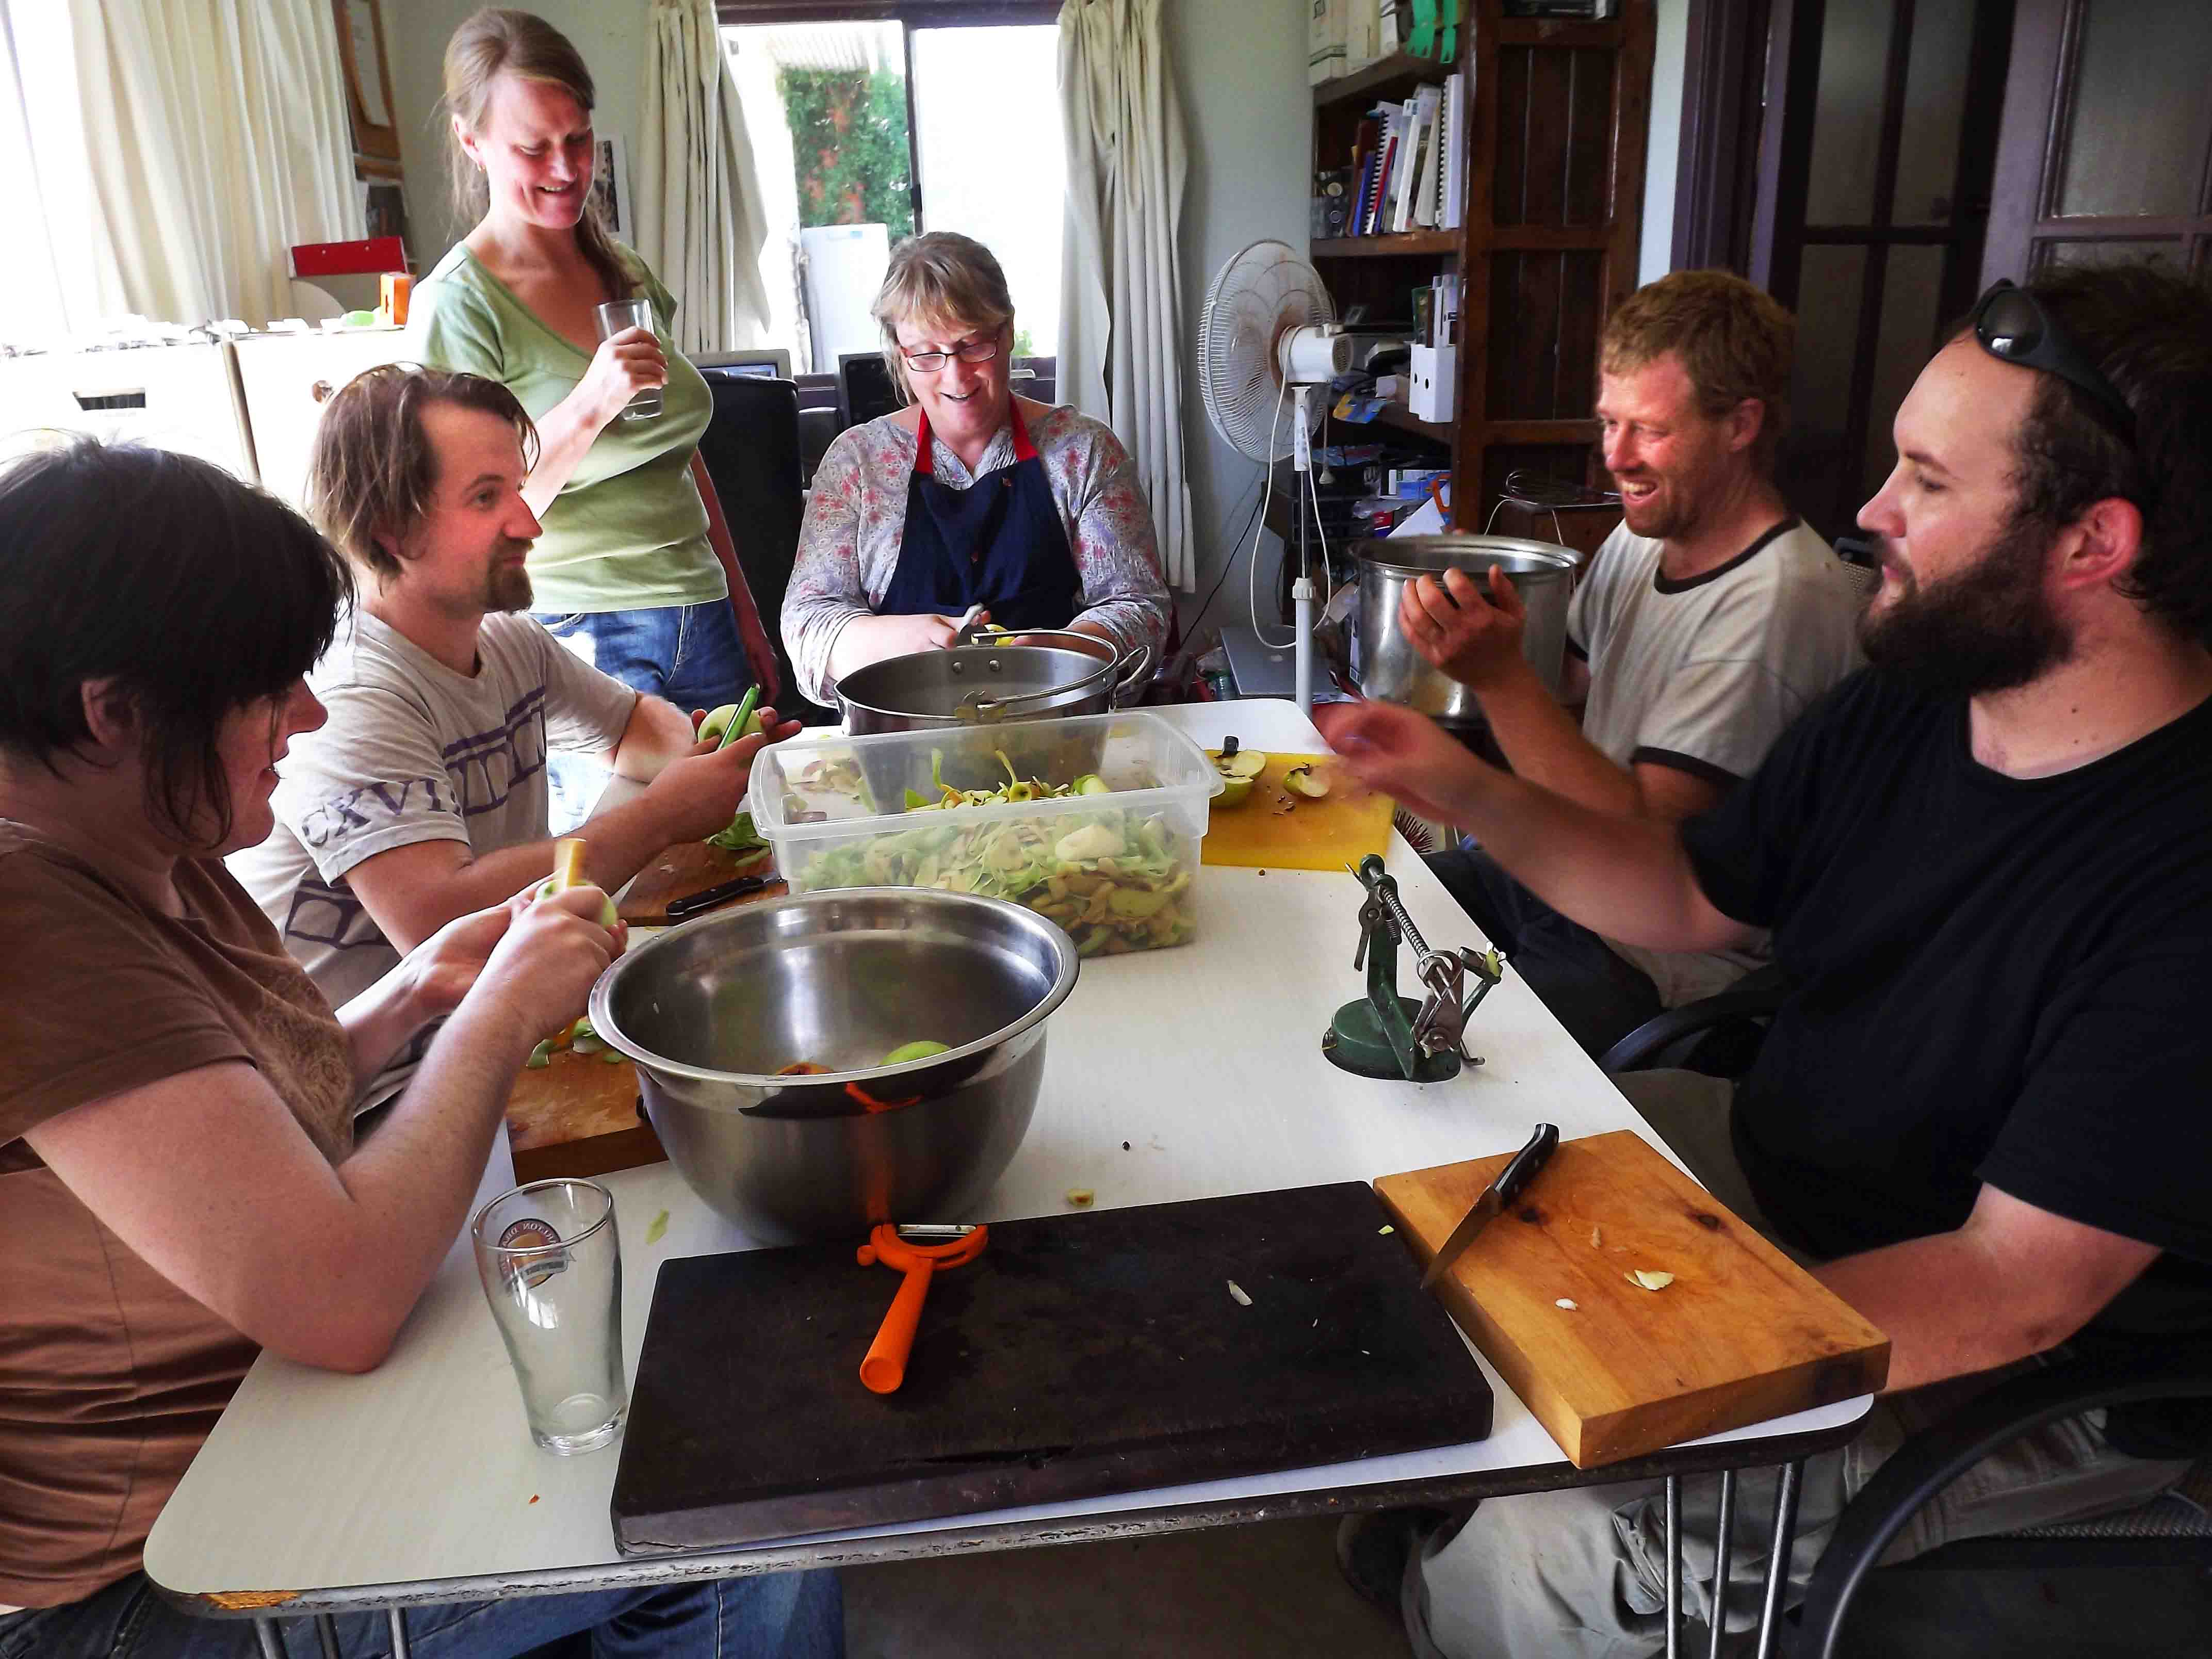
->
[1214,773,1256,809]
[1206,745,1268,781]
[1284,764,1331,799]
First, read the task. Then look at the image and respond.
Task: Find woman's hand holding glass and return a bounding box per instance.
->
[579,324,666,428]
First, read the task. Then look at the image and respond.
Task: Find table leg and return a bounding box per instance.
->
[313,1613,341,1659]
[253,1618,284,1659]
[1664,1475,1681,1659]
[1707,1469,1736,1659]
[1754,1459,1806,1659]
[387,1608,411,1659]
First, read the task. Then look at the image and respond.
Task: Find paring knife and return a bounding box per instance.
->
[1419,1122,1561,1290]
[662,870,777,921]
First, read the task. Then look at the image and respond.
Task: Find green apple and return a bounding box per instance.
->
[1284,763,1331,799]
[1214,774,1256,809]
[880,1039,952,1066]
[700,702,766,746]
[539,837,620,925]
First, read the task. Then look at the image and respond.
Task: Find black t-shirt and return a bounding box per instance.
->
[1681,670,2212,1337]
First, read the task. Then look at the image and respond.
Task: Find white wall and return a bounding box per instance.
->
[1640,0,1689,284]
[1165,0,1311,618]
[386,0,656,267]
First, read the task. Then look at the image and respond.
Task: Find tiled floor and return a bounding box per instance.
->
[842,1514,2212,1656]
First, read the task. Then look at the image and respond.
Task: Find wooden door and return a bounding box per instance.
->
[1453,3,1656,526]
[1981,0,2212,281]
[1750,0,2016,541]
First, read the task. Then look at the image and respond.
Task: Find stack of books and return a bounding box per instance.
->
[1339,74,1465,238]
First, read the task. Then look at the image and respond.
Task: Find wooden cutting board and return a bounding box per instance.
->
[504,1045,662,1182]
[1375,1130,1888,1468]
[1200,752,1395,871]
[611,1182,1493,1553]
[616,838,779,925]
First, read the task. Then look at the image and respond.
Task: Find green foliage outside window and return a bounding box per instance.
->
[779,68,915,239]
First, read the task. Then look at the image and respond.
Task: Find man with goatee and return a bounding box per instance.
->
[232,366,792,1107]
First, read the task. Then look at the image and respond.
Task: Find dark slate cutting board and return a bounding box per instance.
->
[611,1182,1493,1554]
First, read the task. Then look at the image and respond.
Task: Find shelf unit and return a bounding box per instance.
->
[1308,3,1656,532]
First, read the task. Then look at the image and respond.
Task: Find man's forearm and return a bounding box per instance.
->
[1476,658,1645,817]
[1817,1235,2079,1394]
[1437,757,1745,955]
[609,694,697,782]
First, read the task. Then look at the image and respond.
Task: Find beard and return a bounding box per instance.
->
[484,537,534,614]
[1860,513,2073,697]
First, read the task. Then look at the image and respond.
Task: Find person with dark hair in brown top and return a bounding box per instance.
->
[0,441,842,1656]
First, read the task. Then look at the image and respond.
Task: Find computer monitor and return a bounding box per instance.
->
[691,348,792,381]
[837,352,904,431]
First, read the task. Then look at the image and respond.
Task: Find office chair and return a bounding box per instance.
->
[691,367,829,722]
[1601,987,2212,1656]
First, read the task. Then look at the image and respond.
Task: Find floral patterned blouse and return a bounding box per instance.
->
[782,400,1173,705]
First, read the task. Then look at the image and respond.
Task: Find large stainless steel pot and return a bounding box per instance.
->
[836,632,1152,735]
[589,889,1079,1243]
[1356,535,1581,725]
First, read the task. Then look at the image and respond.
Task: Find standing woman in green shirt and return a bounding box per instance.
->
[414,8,752,824]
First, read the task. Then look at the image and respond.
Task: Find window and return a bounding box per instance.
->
[722,10,1065,376]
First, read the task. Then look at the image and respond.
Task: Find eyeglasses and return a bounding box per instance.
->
[901,336,1001,373]
[1971,280,2136,446]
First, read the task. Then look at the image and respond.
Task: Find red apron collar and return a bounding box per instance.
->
[913,401,1037,479]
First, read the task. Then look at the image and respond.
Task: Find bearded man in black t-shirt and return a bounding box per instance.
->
[1323,262,2212,1658]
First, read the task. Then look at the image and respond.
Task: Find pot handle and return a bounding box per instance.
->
[1110,641,1154,707]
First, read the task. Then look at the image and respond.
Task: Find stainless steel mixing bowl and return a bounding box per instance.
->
[587,889,1079,1243]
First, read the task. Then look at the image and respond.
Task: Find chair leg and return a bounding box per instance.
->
[1755,1460,1806,1659]
[1665,1474,1683,1658]
[1709,1469,1736,1659]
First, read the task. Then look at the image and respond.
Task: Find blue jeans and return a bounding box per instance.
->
[535,603,754,834]
[0,1569,840,1659]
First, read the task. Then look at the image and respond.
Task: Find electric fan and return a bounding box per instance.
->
[1196,239,1353,722]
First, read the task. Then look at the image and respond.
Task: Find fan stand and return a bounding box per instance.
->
[1291,385,1316,725]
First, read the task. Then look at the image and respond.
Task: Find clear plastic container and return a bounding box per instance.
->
[746,712,1224,955]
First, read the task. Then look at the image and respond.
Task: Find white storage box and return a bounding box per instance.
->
[747,712,1223,955]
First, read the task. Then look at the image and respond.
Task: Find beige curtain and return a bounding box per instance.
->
[635,0,772,354]
[1058,0,1195,589]
[62,0,362,328]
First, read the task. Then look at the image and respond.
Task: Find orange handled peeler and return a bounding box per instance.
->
[855,1223,988,1394]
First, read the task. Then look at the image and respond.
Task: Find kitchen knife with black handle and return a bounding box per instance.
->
[1419,1123,1560,1291]
[662,871,777,921]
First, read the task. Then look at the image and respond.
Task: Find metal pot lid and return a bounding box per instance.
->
[1355,533,1581,577]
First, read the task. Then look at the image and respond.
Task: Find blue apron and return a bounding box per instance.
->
[876,402,1082,631]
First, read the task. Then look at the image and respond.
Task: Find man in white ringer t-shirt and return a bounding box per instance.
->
[1398,270,1868,1057]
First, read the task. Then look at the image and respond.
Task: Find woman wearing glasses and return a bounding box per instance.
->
[782,232,1172,705]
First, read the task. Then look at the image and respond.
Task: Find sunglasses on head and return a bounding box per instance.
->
[1971,280,2136,446]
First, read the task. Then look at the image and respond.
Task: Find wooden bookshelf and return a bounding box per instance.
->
[1313,50,1454,111]
[1308,2,1656,532]
[1311,229,1459,259]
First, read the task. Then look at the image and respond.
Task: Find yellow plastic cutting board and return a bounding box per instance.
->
[1200,752,1395,871]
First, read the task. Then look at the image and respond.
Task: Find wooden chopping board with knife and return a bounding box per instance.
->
[507,814,785,1177]
[1378,1127,1889,1468]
